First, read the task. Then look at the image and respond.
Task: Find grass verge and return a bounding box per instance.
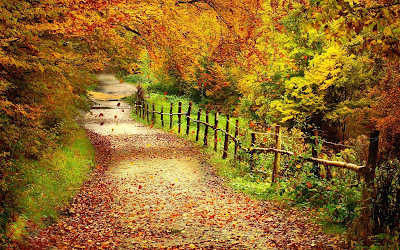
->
[5,124,95,242]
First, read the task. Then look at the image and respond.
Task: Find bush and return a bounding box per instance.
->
[372,159,400,235]
[290,174,361,225]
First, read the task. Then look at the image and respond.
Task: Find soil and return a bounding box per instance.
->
[21,74,348,249]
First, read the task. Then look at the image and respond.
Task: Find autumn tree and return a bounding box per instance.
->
[232,0,385,143]
[0,0,262,231]
[0,0,141,235]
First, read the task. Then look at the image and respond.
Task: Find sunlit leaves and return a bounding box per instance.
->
[306,0,400,59]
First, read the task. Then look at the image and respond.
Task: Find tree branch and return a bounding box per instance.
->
[176,0,206,4]
[122,25,142,37]
[340,1,400,17]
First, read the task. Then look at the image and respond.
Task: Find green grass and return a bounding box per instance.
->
[6,125,95,241]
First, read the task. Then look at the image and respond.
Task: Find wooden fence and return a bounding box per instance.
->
[134,99,382,236]
[134,100,379,185]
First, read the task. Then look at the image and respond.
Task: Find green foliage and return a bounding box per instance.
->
[372,159,400,237]
[289,174,361,225]
[369,231,400,249]
[2,126,95,243]
[124,52,158,90]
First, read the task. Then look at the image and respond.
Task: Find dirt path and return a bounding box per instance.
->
[24,74,346,249]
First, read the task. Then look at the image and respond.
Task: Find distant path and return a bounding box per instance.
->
[24,74,346,249]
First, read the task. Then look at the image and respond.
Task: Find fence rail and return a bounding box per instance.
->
[134,100,377,181]
[134,99,380,227]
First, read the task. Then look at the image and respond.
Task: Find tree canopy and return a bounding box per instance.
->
[1,0,400,231]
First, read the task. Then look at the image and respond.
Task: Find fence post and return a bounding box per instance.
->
[135,101,138,115]
[204,110,209,146]
[146,103,150,122]
[360,130,380,236]
[169,102,173,130]
[234,119,239,159]
[366,130,379,182]
[186,102,192,135]
[196,109,202,141]
[323,134,332,180]
[178,101,182,134]
[161,105,164,127]
[222,115,230,159]
[311,129,321,178]
[250,132,256,171]
[152,103,155,124]
[142,101,145,119]
[214,112,219,152]
[272,125,281,183]
[144,102,147,120]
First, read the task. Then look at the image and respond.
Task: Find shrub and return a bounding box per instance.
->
[290,174,361,225]
[372,159,400,235]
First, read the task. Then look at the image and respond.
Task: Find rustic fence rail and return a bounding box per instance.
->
[134,100,377,183]
[134,99,381,229]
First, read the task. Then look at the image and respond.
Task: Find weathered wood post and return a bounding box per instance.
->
[152,103,155,124]
[196,109,202,141]
[250,132,256,171]
[178,101,182,133]
[161,105,164,127]
[144,102,146,120]
[146,103,150,122]
[222,115,230,159]
[272,125,282,183]
[186,102,192,135]
[366,130,379,183]
[324,134,332,180]
[142,101,145,119]
[204,110,209,146]
[135,101,138,115]
[234,119,239,159]
[214,112,219,152]
[169,102,173,130]
[311,129,321,178]
[360,130,380,236]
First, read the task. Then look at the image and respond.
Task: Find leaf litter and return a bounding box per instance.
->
[18,75,348,249]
